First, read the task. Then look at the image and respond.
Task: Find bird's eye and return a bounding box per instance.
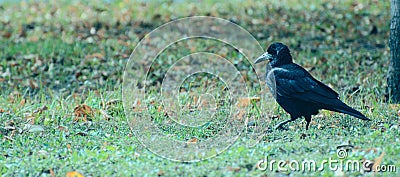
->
[267,49,276,55]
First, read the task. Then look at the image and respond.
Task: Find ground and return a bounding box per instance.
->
[0,0,399,176]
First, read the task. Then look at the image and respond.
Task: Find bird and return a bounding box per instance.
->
[254,42,370,130]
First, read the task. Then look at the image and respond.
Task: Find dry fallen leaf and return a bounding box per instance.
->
[85,53,105,60]
[372,152,385,172]
[74,104,94,122]
[236,97,260,108]
[157,105,163,113]
[20,99,26,106]
[49,168,55,177]
[234,109,246,121]
[227,166,241,172]
[187,137,198,145]
[25,114,36,125]
[57,126,69,133]
[29,79,39,89]
[66,171,84,177]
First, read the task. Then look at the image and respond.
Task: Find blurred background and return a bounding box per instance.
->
[0,0,389,97]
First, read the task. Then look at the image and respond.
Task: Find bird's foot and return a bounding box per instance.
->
[305,121,310,130]
[274,119,292,130]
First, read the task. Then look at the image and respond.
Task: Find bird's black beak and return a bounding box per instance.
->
[254,53,272,64]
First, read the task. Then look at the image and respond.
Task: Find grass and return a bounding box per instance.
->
[0,0,399,176]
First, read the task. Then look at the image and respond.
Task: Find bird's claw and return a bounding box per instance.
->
[274,119,292,130]
[274,123,289,130]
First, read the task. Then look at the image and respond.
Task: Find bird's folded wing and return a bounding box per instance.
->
[272,67,339,103]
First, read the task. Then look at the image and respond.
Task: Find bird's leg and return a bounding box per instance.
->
[274,119,292,130]
[305,121,310,130]
[305,115,311,130]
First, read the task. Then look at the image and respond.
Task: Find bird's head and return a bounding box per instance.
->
[254,42,293,67]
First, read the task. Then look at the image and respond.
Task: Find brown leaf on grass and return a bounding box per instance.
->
[29,79,39,89]
[2,31,11,39]
[187,137,198,145]
[236,97,260,108]
[234,109,246,121]
[372,152,385,172]
[57,126,69,133]
[49,168,55,177]
[74,104,94,122]
[66,171,84,177]
[157,105,163,113]
[227,166,241,172]
[19,99,26,106]
[0,108,4,113]
[26,114,35,125]
[85,53,104,60]
[193,95,198,105]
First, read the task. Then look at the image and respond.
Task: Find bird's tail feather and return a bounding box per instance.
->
[325,101,370,121]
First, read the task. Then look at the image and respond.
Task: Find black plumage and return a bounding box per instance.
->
[255,42,370,130]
